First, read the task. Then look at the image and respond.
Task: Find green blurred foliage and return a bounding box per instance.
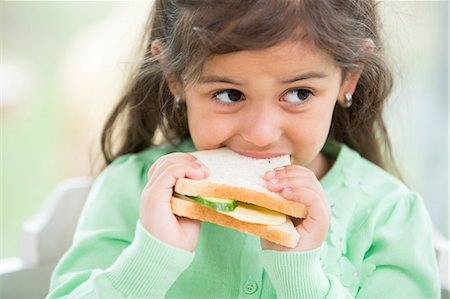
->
[1,2,116,258]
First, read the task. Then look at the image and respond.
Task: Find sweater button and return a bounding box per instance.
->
[244,279,258,294]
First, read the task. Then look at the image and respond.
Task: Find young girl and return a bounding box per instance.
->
[47,0,440,298]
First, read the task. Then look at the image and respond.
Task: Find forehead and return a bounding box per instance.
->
[201,41,339,77]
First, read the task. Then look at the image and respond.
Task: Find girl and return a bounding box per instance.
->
[47,0,440,298]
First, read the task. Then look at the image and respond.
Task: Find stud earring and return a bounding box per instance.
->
[340,92,353,108]
[174,95,181,107]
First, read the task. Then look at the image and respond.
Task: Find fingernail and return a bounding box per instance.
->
[266,171,276,178]
[283,187,293,194]
[194,159,204,166]
[270,178,278,184]
[200,167,209,177]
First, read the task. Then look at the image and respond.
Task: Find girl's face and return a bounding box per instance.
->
[183,41,357,168]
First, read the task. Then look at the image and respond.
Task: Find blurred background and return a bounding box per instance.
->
[1,1,448,259]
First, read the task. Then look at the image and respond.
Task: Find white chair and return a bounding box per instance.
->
[435,228,450,298]
[0,177,94,299]
[0,177,448,299]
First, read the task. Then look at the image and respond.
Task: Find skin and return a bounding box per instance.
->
[142,40,362,252]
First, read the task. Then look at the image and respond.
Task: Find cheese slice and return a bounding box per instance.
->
[219,203,287,225]
[175,193,288,226]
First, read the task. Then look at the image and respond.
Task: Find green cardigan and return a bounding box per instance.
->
[47,139,440,298]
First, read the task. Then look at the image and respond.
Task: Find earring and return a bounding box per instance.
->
[340,92,353,108]
[174,95,181,107]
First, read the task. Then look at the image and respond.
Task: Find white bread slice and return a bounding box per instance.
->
[175,147,306,218]
[171,196,300,248]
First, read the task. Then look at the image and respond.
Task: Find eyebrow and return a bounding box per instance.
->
[199,71,328,85]
[281,71,328,83]
[198,75,243,85]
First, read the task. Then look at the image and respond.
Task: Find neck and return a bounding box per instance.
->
[307,153,332,180]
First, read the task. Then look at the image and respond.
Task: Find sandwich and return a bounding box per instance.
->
[170,147,306,248]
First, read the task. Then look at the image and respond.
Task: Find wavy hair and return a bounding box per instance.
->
[101,0,397,174]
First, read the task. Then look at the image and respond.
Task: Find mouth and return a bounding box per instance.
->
[231,150,289,159]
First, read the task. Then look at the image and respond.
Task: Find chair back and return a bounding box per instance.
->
[0,177,94,299]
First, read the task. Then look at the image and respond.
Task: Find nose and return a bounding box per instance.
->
[240,104,283,148]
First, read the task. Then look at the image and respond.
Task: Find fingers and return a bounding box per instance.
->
[263,164,331,251]
[143,153,210,209]
[147,153,209,189]
[140,152,208,251]
[264,164,330,220]
[265,165,321,195]
[147,152,200,178]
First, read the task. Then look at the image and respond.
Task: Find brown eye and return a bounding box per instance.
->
[283,89,312,104]
[214,89,244,103]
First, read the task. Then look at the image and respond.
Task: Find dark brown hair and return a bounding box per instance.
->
[101,0,397,174]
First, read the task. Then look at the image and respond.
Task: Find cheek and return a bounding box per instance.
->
[290,107,335,163]
[186,107,235,149]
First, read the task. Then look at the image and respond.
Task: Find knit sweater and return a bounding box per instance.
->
[47,139,440,298]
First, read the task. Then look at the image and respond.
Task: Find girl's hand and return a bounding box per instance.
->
[262,165,331,252]
[140,153,209,252]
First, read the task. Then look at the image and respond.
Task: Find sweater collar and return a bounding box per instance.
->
[320,142,360,192]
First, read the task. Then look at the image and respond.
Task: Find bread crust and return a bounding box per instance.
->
[175,179,306,218]
[171,196,300,248]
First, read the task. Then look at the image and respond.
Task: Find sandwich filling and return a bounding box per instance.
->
[175,193,287,225]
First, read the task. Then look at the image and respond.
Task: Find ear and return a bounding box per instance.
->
[337,38,374,105]
[337,66,363,105]
[151,39,182,97]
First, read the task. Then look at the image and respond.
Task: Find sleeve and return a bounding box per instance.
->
[355,191,440,298]
[261,191,440,299]
[261,247,353,298]
[46,155,194,299]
